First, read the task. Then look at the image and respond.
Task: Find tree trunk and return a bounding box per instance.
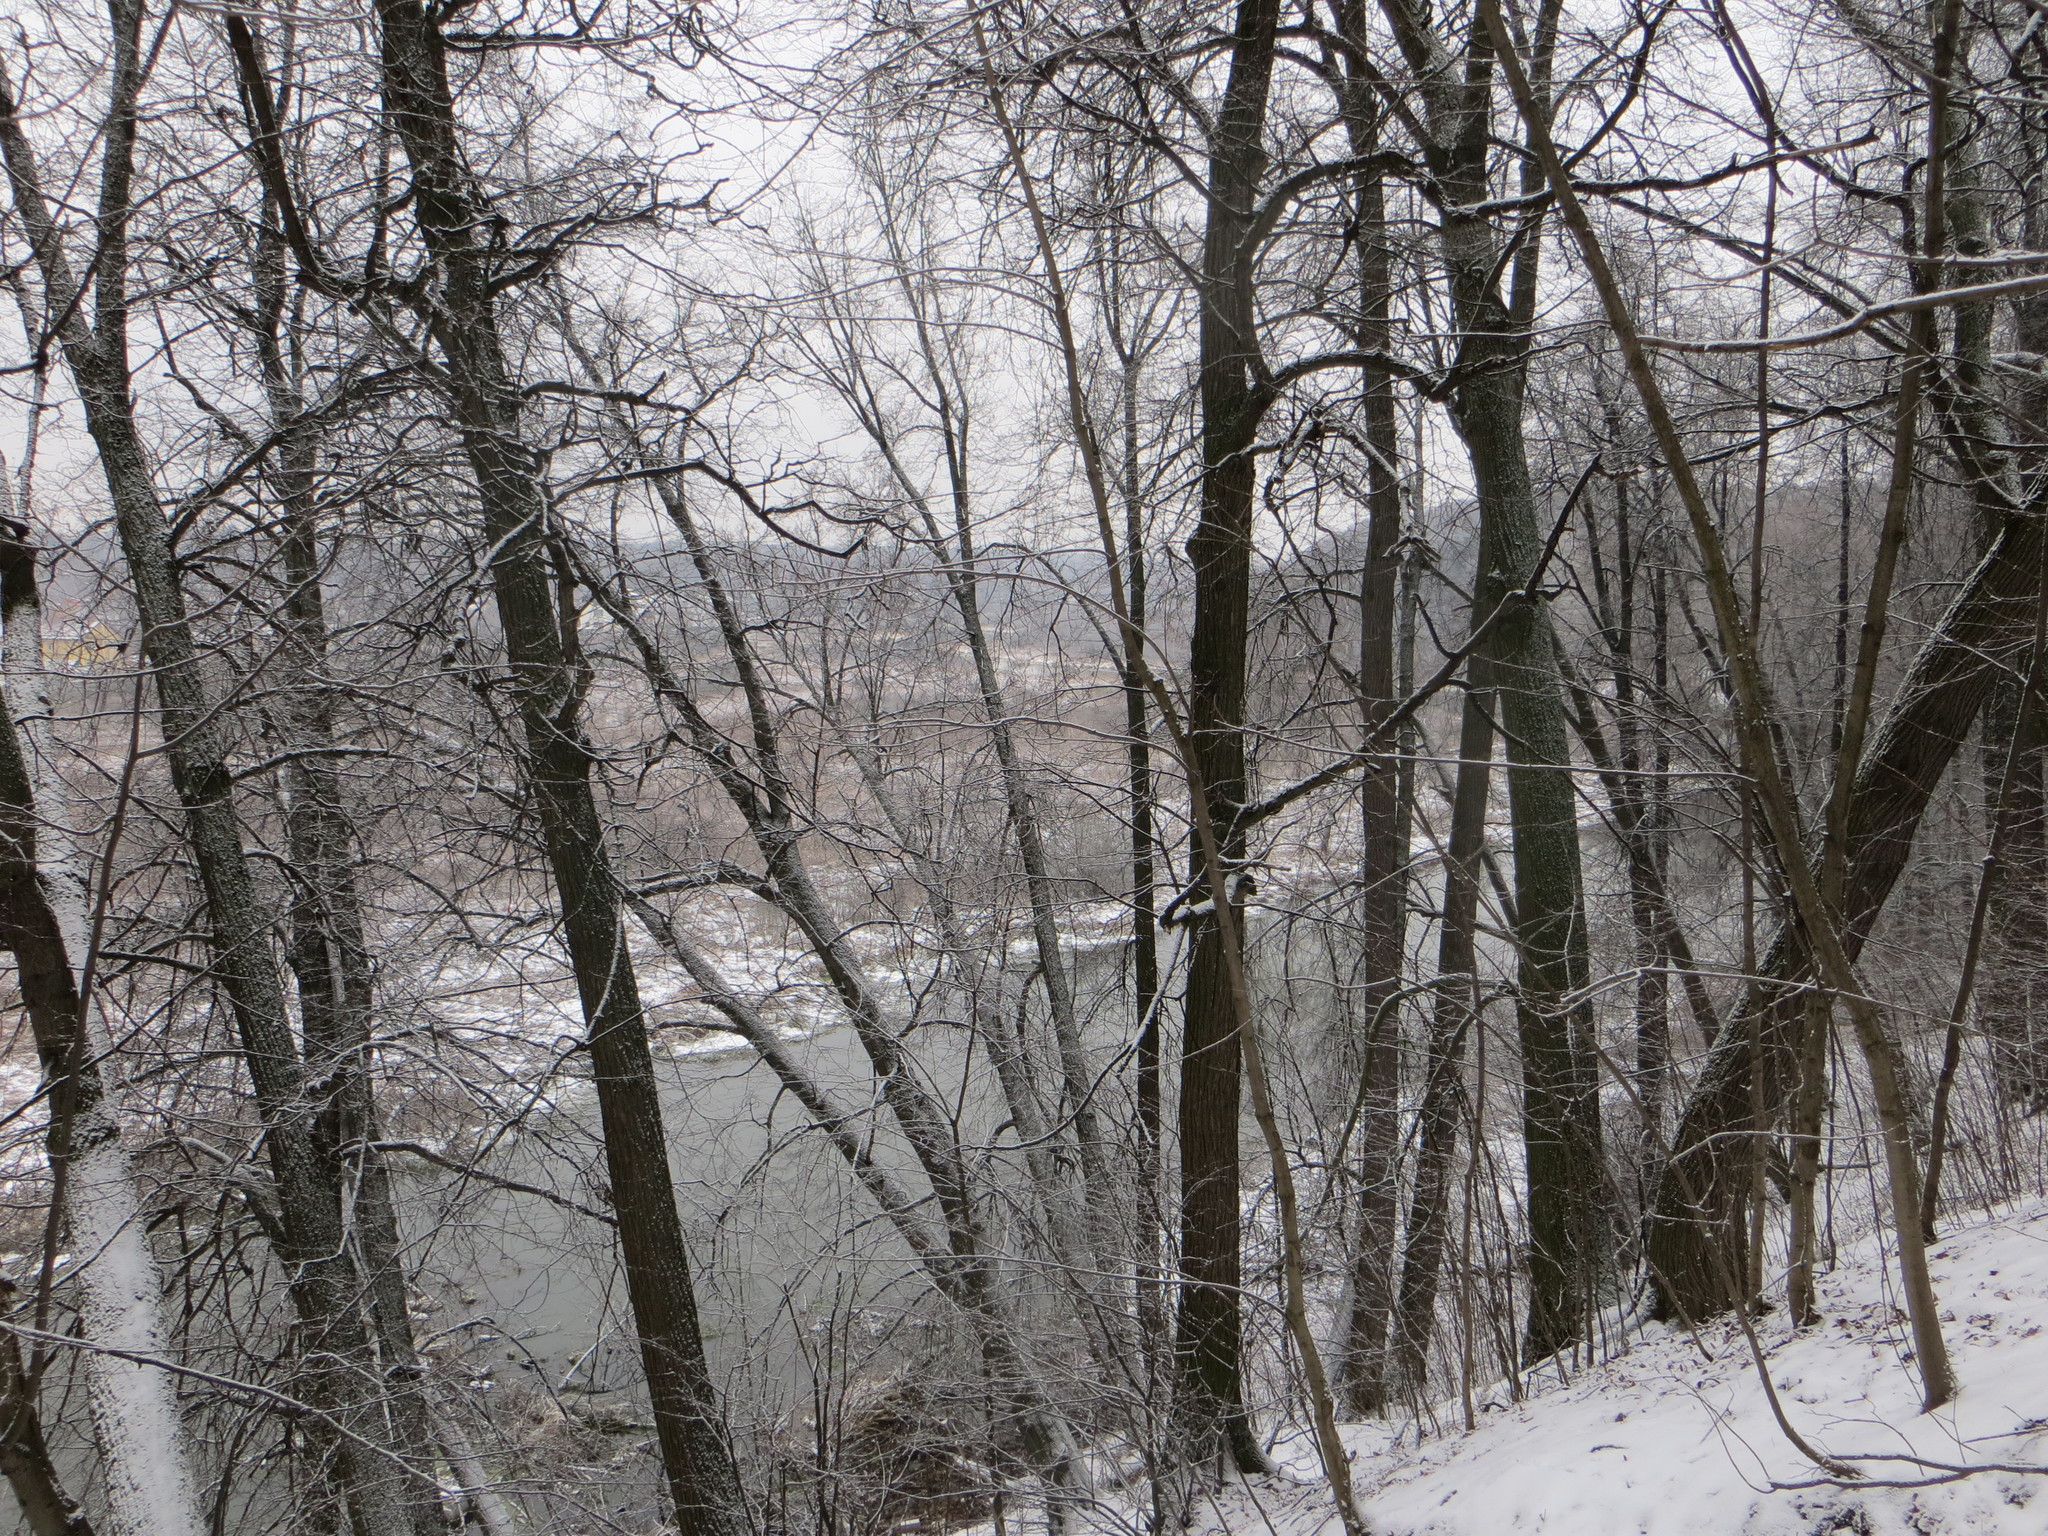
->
[1331,24,1410,1414]
[1599,468,1671,1193]
[1461,181,1607,1379]
[1,18,416,1531]
[618,474,1078,1491]
[266,359,444,1536]
[899,416,1122,1287]
[1177,0,1282,1474]
[1784,987,1830,1325]
[1376,0,1607,1363]
[232,140,446,1528]
[1647,366,2048,1325]
[1980,677,2048,1107]
[0,524,192,1536]
[0,1320,91,1536]
[1388,682,1495,1396]
[1120,352,1166,1383]
[370,6,745,1526]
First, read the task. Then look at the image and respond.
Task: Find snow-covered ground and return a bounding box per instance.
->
[1198,1200,2048,1534]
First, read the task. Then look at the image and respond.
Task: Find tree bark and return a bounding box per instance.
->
[1,16,417,1530]
[1387,682,1495,1396]
[1973,267,2048,1110]
[368,6,745,1526]
[0,524,189,1536]
[0,1317,91,1536]
[1375,0,1607,1363]
[1645,338,2048,1325]
[830,304,1123,1288]
[1330,16,1410,1413]
[601,472,1078,1490]
[1980,677,2048,1107]
[1177,0,1283,1474]
[262,328,444,1536]
[1491,0,1955,1400]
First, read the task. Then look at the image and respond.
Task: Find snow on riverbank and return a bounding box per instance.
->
[1197,1200,2048,1534]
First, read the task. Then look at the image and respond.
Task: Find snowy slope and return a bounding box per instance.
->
[1343,1201,2048,1535]
[1180,1202,2048,1535]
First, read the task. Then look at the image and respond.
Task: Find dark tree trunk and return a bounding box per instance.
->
[1126,375,1162,1157]
[1458,172,1608,1380]
[368,6,745,1527]
[1388,681,1495,1396]
[1606,474,1671,1187]
[1981,679,2048,1107]
[0,1323,90,1536]
[235,148,445,1529]
[269,398,444,1536]
[1648,505,2047,1321]
[1176,0,1283,1475]
[1376,0,1607,1362]
[1332,48,1409,1411]
[1962,127,2048,1111]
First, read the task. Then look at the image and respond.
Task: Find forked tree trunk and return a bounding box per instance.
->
[841,725,1136,1404]
[1494,0,1954,1399]
[1374,0,1608,1362]
[546,339,1078,1468]
[837,304,1123,1290]
[614,472,1078,1491]
[927,497,1117,1279]
[1646,507,2046,1318]
[1646,276,2048,1327]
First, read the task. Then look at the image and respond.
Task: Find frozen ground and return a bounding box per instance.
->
[1188,1200,2048,1534]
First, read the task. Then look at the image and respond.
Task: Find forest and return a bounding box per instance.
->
[0,0,2043,1531]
